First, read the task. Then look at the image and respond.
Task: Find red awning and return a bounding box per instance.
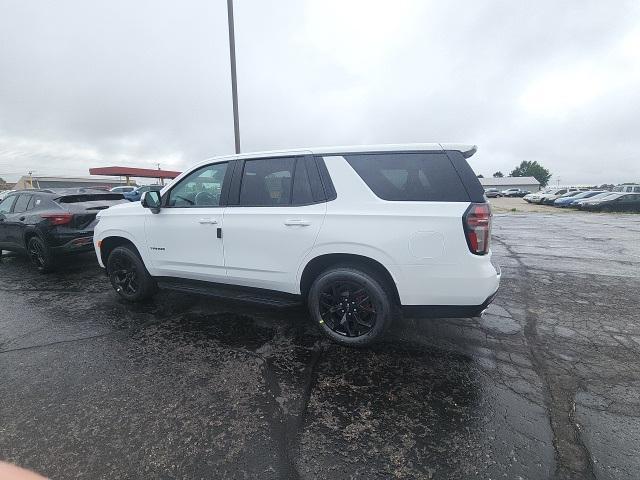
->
[89,166,182,179]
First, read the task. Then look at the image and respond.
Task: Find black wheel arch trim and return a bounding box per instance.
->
[100,236,143,266]
[300,253,401,305]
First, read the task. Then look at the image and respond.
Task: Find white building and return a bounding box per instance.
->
[479,176,541,192]
[14,175,129,190]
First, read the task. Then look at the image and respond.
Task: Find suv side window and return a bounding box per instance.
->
[239,157,295,206]
[27,195,43,211]
[0,195,17,214]
[167,162,229,207]
[344,153,469,202]
[13,194,32,213]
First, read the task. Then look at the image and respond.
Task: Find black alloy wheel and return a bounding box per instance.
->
[109,253,139,296]
[319,280,377,337]
[107,246,157,302]
[27,236,55,273]
[308,266,393,346]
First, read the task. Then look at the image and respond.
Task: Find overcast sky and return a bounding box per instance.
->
[1,0,639,184]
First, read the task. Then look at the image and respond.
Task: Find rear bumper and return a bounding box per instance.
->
[402,285,500,319]
[393,258,501,306]
[400,263,501,319]
[50,235,94,254]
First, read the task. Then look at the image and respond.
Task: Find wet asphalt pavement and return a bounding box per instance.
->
[1,211,639,480]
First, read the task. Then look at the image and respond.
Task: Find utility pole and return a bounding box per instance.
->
[157,163,164,186]
[227,0,241,154]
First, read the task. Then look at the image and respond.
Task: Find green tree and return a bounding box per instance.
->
[493,171,504,178]
[510,161,552,187]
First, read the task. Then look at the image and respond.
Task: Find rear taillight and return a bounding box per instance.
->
[463,203,491,255]
[42,213,73,226]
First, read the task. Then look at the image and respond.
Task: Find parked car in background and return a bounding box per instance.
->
[541,188,588,205]
[554,190,606,207]
[544,190,583,205]
[0,190,15,201]
[110,186,137,194]
[578,192,640,212]
[484,188,502,198]
[524,190,544,203]
[123,185,163,202]
[572,192,617,208]
[94,144,501,347]
[612,184,640,193]
[525,188,565,204]
[501,188,530,197]
[0,188,126,272]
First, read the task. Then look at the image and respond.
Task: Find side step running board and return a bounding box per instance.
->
[156,277,302,309]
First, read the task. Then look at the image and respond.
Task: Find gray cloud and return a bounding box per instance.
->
[0,0,639,184]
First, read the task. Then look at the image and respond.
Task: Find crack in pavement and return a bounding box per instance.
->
[494,235,596,480]
[260,355,301,479]
[230,325,326,480]
[0,331,116,355]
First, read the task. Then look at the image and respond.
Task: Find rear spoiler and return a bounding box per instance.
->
[55,193,125,203]
[440,144,478,159]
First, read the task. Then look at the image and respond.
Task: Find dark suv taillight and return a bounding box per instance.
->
[42,213,73,226]
[463,203,491,255]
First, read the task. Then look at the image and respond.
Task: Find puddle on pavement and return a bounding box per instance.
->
[298,344,493,478]
[145,311,277,351]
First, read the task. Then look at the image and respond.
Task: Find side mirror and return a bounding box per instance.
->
[141,191,161,214]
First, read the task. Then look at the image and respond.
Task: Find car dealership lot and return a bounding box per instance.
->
[1,211,639,479]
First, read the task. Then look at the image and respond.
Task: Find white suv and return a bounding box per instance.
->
[94,144,500,346]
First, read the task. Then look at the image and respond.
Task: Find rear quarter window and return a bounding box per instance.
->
[344,152,471,202]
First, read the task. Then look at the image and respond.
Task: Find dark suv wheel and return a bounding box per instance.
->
[106,246,157,302]
[308,266,394,346]
[27,236,56,273]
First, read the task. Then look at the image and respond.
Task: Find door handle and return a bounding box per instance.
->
[198,218,218,225]
[19,217,25,221]
[284,219,311,226]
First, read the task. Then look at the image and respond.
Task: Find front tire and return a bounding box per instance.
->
[106,246,156,302]
[27,236,56,273]
[308,266,394,347]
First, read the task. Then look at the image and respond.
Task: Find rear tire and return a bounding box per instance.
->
[27,236,56,273]
[308,266,394,347]
[106,246,157,302]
